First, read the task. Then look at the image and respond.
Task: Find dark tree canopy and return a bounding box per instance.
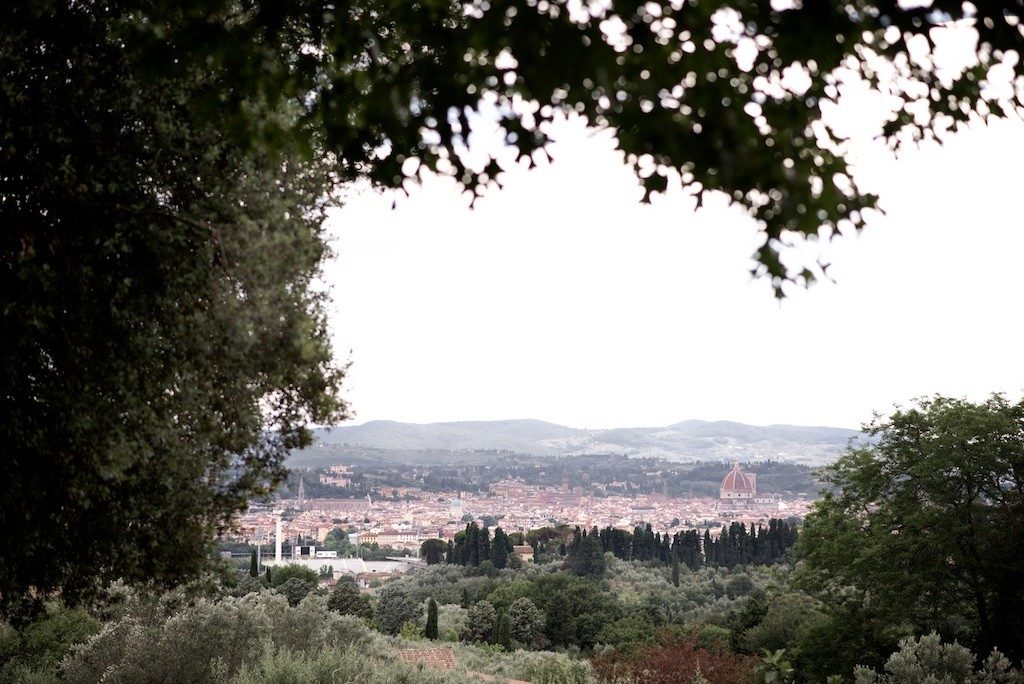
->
[798,395,1024,663]
[1,2,347,620]
[419,538,448,565]
[10,1,1017,288]
[3,0,1022,619]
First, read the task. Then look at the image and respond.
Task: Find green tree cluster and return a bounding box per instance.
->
[799,395,1024,662]
[1,3,347,619]
[419,539,447,565]
[463,601,497,643]
[567,527,607,579]
[375,586,421,636]
[704,519,798,569]
[327,582,373,620]
[449,523,515,570]
[508,597,547,651]
[591,519,795,571]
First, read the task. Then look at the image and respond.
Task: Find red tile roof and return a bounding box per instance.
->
[396,647,456,671]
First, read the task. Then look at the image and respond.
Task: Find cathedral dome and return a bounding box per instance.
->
[720,462,755,494]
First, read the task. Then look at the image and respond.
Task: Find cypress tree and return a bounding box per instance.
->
[249,549,258,578]
[587,534,606,578]
[494,611,512,650]
[265,567,272,583]
[425,598,439,639]
[672,558,681,587]
[545,593,573,647]
[478,526,491,566]
[467,524,480,566]
[490,527,510,569]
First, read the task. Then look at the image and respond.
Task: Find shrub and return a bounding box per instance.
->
[61,593,379,683]
[853,633,1021,684]
[0,604,99,683]
[275,578,313,607]
[591,634,757,684]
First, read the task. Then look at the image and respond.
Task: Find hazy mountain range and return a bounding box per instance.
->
[305,419,863,465]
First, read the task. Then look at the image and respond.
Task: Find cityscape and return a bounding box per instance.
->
[231,460,816,582]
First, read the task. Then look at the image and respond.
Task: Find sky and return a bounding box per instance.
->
[321,63,1024,431]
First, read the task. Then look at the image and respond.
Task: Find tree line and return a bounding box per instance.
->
[446,523,517,570]
[432,518,797,581]
[565,518,798,578]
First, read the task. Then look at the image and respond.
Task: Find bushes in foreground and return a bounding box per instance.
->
[590,634,757,684]
[42,586,591,683]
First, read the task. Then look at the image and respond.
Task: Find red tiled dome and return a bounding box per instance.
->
[721,463,754,492]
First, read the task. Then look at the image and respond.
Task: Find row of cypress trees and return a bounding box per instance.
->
[444,518,797,576]
[447,522,515,569]
[590,518,797,569]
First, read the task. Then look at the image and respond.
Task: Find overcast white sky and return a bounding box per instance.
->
[321,75,1024,430]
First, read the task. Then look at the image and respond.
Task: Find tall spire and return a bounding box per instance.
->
[297,476,306,510]
[274,511,283,563]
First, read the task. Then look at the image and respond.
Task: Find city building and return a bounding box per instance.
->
[513,545,534,564]
[719,462,780,512]
[719,462,755,504]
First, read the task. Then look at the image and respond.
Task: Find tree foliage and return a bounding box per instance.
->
[0,604,99,681]
[450,522,514,569]
[12,0,1018,288]
[798,395,1024,662]
[597,519,795,570]
[568,527,607,579]
[490,527,512,570]
[275,578,314,607]
[269,565,318,589]
[425,598,439,640]
[327,582,373,620]
[0,2,346,620]
[493,611,512,651]
[463,601,497,644]
[508,597,547,651]
[375,586,421,636]
[420,539,448,565]
[853,632,1021,684]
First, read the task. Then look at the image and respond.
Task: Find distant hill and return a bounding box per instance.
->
[299,418,863,465]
